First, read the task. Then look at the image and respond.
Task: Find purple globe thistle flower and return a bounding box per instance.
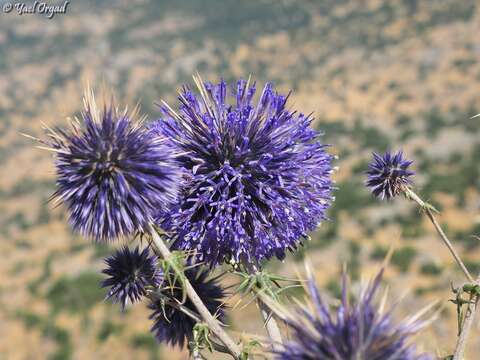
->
[101,246,162,309]
[149,267,226,348]
[276,268,434,360]
[151,76,334,266]
[44,90,180,241]
[366,151,414,200]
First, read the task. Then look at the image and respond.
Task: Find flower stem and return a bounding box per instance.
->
[405,189,479,358]
[253,290,288,322]
[242,262,283,351]
[405,188,474,282]
[149,226,241,359]
[453,275,480,360]
[149,292,233,356]
[190,347,203,360]
[258,299,283,351]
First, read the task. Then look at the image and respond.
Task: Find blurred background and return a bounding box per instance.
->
[1,0,480,359]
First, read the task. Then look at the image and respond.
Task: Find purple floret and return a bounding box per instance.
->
[151,78,334,266]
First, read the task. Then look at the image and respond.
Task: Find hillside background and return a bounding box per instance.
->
[1,0,480,359]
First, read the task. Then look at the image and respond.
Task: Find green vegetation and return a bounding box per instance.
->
[424,108,447,138]
[347,241,361,280]
[16,310,72,360]
[326,278,342,299]
[392,246,417,273]
[28,252,57,295]
[16,310,43,329]
[97,320,124,342]
[106,0,310,53]
[454,223,480,250]
[46,272,104,314]
[453,57,476,72]
[44,323,72,360]
[464,260,480,276]
[332,180,375,215]
[422,143,480,204]
[91,243,113,260]
[414,282,445,296]
[370,245,388,261]
[420,262,443,276]
[394,211,425,239]
[130,333,161,360]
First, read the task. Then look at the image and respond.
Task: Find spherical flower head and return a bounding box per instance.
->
[151,77,334,266]
[149,267,226,348]
[45,90,180,241]
[101,246,162,309]
[276,268,434,360]
[366,151,414,200]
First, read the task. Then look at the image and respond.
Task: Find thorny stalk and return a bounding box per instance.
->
[405,188,473,282]
[405,188,479,358]
[241,262,284,351]
[453,274,480,360]
[149,225,241,359]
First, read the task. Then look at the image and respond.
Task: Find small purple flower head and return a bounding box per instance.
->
[276,268,433,360]
[366,151,414,200]
[149,267,226,348]
[45,90,180,241]
[151,76,334,266]
[101,246,162,309]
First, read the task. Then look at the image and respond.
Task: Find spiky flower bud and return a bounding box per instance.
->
[149,267,226,348]
[366,151,414,200]
[101,246,162,309]
[44,90,180,241]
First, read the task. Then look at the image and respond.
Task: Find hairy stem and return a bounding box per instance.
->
[406,188,473,282]
[149,226,241,359]
[253,290,288,322]
[258,299,283,351]
[453,275,480,360]
[242,262,283,351]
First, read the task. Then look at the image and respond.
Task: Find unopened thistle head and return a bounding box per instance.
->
[149,267,226,348]
[276,268,433,360]
[43,90,180,241]
[101,246,162,309]
[151,76,334,266]
[366,151,414,200]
